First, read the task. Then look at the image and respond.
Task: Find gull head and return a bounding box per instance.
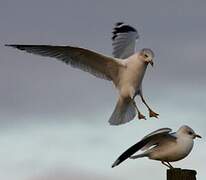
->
[177,125,202,139]
[139,48,154,67]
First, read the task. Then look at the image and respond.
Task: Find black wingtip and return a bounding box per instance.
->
[112,22,138,41]
[5,44,11,47]
[115,22,124,27]
[5,44,29,51]
[5,44,18,48]
[111,159,120,168]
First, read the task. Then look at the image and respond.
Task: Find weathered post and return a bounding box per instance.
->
[167,168,197,180]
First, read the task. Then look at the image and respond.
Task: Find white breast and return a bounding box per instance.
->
[118,54,147,98]
[149,137,194,162]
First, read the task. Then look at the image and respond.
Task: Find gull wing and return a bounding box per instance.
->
[142,128,172,140]
[112,22,139,59]
[6,44,122,83]
[111,128,175,168]
[141,128,173,151]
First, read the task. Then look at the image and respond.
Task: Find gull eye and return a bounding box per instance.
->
[188,131,193,135]
[144,54,148,58]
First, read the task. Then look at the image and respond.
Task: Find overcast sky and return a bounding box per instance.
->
[0,0,206,180]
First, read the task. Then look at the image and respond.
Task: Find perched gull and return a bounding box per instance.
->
[5,22,158,125]
[112,125,201,168]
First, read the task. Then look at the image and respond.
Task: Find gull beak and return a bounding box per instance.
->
[149,60,154,67]
[195,134,202,138]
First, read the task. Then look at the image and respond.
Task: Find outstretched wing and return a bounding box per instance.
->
[112,22,139,59]
[6,44,122,83]
[111,128,174,168]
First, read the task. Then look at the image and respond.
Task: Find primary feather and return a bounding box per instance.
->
[112,22,139,59]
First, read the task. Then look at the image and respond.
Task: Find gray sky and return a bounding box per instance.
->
[0,0,206,179]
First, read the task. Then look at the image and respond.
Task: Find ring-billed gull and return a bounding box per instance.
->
[112,125,201,168]
[5,22,158,125]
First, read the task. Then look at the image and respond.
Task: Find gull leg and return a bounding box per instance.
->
[161,161,171,169]
[132,101,146,120]
[167,162,174,169]
[140,93,159,118]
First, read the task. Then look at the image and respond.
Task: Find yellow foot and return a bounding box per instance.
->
[149,109,159,118]
[138,112,146,120]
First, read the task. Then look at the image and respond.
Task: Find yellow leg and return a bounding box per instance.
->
[161,161,174,169]
[132,101,146,120]
[140,94,159,118]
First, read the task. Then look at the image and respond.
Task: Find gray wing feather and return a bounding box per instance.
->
[142,128,172,140]
[112,22,139,59]
[141,128,174,151]
[6,44,121,82]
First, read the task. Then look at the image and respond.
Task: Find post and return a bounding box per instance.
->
[167,168,197,180]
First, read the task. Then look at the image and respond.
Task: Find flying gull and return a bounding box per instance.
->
[5,22,158,125]
[112,125,201,168]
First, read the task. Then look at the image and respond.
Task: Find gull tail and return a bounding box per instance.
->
[109,96,136,125]
[111,138,151,168]
[112,152,147,168]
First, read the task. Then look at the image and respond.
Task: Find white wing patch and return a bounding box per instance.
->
[112,22,139,59]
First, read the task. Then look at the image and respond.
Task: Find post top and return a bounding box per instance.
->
[167,168,197,175]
